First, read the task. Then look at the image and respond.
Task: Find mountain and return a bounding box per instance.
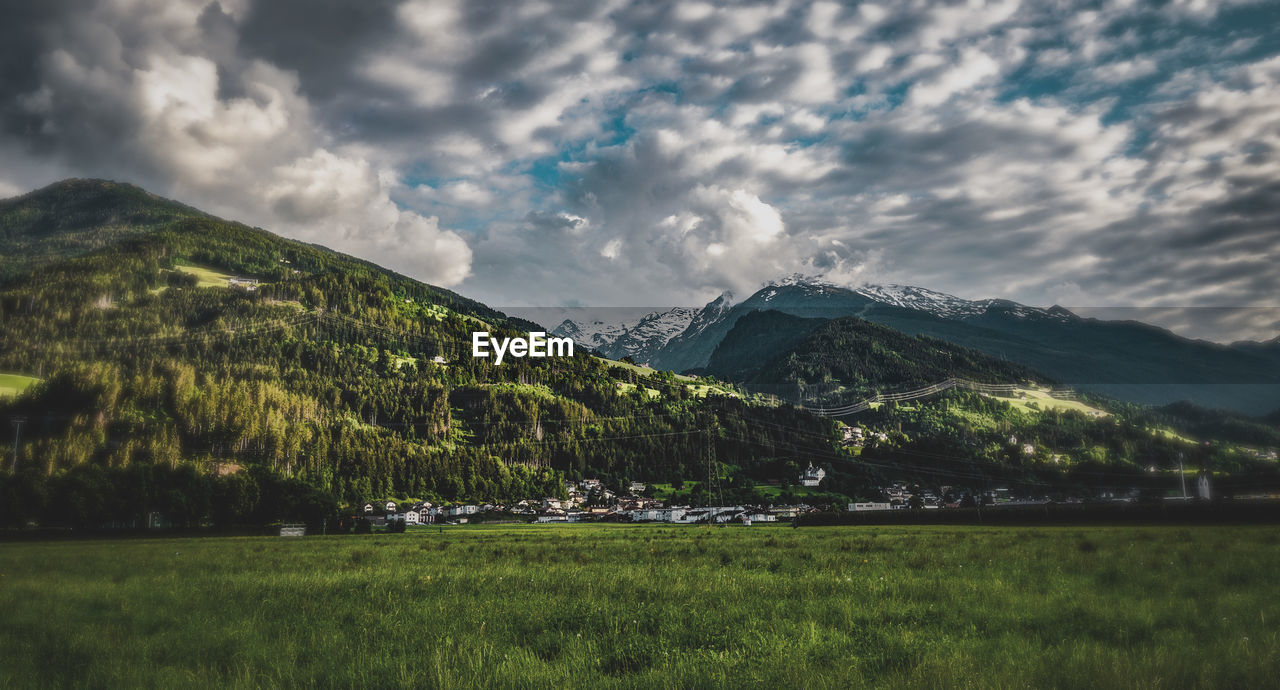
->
[550,317,630,352]
[3,180,1276,528]
[0,178,207,281]
[551,306,698,363]
[651,279,1280,414]
[699,310,828,381]
[703,309,1043,390]
[0,179,856,526]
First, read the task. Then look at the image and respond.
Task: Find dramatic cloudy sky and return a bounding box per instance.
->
[2,0,1279,341]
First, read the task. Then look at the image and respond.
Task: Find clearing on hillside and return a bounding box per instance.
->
[173,260,235,288]
[0,373,39,398]
[987,386,1109,417]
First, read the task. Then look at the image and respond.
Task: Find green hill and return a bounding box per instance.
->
[0,180,1275,529]
[0,179,207,282]
[0,180,849,527]
[708,309,1043,390]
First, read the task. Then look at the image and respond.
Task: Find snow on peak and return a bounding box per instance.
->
[765,273,839,289]
[550,317,630,349]
[852,284,985,318]
[852,284,1072,322]
[550,307,699,359]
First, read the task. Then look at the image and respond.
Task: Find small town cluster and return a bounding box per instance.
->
[352,464,1101,528]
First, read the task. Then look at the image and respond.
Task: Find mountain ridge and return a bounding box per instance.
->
[647,279,1280,414]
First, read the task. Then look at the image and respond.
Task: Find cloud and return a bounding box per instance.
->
[0,0,471,286]
[0,0,1277,341]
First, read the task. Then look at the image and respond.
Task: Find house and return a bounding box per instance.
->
[628,481,646,494]
[710,507,747,523]
[676,509,712,524]
[1197,471,1212,500]
[799,463,826,487]
[384,500,397,513]
[630,507,687,522]
[675,506,743,524]
[404,510,420,525]
[362,502,375,514]
[228,277,259,290]
[431,355,447,365]
[848,502,892,512]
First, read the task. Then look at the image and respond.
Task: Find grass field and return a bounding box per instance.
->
[0,373,39,397]
[1,525,1277,688]
[990,387,1109,417]
[174,261,234,288]
[602,359,739,398]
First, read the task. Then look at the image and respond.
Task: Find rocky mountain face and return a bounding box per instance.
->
[551,306,700,363]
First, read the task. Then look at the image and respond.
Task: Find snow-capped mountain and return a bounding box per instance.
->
[551,306,700,363]
[852,284,989,319]
[852,284,1070,321]
[642,275,1280,414]
[608,307,701,361]
[551,318,630,352]
[649,276,1082,374]
[679,291,736,339]
[751,275,1072,322]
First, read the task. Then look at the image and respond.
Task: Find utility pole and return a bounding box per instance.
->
[1178,453,1187,499]
[10,416,26,473]
[704,427,723,510]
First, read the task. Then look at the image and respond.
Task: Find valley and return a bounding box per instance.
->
[0,180,1277,533]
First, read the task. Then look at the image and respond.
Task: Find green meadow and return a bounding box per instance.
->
[0,373,39,398]
[173,261,234,288]
[1,525,1277,688]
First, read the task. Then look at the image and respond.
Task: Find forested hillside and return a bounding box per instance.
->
[0,179,206,281]
[1,180,1276,529]
[746,314,1043,389]
[700,310,828,381]
[0,181,849,527]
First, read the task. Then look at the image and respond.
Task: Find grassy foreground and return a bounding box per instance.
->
[1,525,1278,688]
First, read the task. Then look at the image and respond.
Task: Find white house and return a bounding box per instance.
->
[799,464,826,487]
[630,507,687,522]
[384,500,397,513]
[404,510,420,525]
[848,502,892,512]
[1197,472,1212,500]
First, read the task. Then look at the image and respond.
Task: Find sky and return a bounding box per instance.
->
[1,0,1278,342]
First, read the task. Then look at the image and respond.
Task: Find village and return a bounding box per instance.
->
[350,463,1083,529]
